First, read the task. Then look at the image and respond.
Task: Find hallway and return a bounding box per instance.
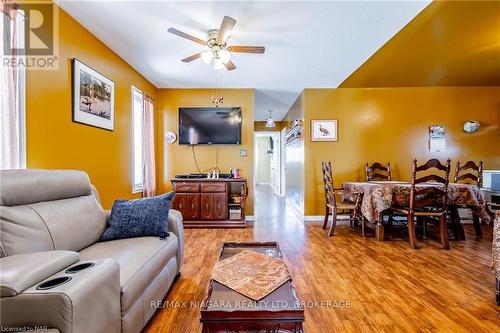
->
[252,184,305,236]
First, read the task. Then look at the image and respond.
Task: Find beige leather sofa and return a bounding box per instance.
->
[0,169,184,333]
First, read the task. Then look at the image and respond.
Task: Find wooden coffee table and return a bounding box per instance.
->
[201,242,304,333]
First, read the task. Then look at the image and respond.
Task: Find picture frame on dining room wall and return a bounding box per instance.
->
[72,58,115,131]
[311,119,338,142]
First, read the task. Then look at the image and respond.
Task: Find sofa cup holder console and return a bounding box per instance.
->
[65,262,95,274]
[36,276,72,290]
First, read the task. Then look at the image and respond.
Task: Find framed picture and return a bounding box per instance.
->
[311,119,337,141]
[72,58,114,130]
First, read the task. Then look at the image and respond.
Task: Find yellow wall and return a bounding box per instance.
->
[26,7,158,208]
[340,0,500,87]
[304,87,500,215]
[156,89,255,215]
[254,121,284,132]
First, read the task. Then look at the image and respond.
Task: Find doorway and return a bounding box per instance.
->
[254,132,284,197]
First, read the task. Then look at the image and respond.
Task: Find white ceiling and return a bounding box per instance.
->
[58,0,430,120]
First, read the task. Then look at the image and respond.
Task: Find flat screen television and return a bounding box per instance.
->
[179,107,242,145]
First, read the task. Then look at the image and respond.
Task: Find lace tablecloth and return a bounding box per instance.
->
[343,181,491,224]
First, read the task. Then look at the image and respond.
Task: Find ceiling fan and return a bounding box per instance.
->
[168,16,265,71]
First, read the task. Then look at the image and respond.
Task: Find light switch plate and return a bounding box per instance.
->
[240,149,247,157]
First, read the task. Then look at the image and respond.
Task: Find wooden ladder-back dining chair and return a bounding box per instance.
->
[365,162,392,181]
[321,161,362,237]
[454,160,483,187]
[392,158,451,249]
[451,160,484,238]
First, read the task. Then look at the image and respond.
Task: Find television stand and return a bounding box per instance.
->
[171,178,247,228]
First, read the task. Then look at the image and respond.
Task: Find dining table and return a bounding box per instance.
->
[343,181,491,241]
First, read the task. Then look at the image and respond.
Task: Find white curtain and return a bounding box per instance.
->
[142,96,156,197]
[0,5,21,170]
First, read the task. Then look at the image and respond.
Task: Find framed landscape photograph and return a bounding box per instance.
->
[72,59,114,130]
[311,119,337,141]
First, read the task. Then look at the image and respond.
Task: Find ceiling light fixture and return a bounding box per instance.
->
[201,50,213,64]
[168,16,265,71]
[213,58,225,70]
[218,49,231,64]
[265,110,276,128]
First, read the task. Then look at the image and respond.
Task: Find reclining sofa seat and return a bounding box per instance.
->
[0,169,184,333]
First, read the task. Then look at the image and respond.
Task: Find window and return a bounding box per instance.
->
[132,87,144,193]
[0,8,26,170]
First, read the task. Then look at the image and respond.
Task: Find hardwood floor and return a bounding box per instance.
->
[144,185,500,332]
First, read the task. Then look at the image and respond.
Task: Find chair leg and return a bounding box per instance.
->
[407,213,418,249]
[440,214,450,250]
[322,205,330,229]
[388,211,393,237]
[472,211,482,239]
[422,218,427,239]
[351,207,359,229]
[496,278,500,306]
[328,209,337,237]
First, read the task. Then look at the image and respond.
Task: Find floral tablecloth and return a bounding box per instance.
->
[343,181,491,224]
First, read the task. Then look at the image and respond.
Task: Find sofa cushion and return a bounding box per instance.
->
[1,205,55,255]
[100,193,174,242]
[78,236,178,314]
[0,169,92,206]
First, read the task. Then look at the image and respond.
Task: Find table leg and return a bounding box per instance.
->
[450,206,466,241]
[375,213,384,241]
[473,211,482,239]
[376,222,384,241]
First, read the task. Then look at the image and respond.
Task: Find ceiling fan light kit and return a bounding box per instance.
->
[168,16,265,71]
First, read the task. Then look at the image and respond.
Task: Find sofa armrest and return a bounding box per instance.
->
[1,258,121,333]
[168,209,184,274]
[1,251,79,297]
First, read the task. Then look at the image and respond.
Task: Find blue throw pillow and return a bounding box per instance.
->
[100,192,174,242]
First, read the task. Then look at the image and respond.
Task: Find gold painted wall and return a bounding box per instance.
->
[254,121,284,132]
[303,87,500,215]
[340,1,500,87]
[26,7,158,208]
[156,89,255,215]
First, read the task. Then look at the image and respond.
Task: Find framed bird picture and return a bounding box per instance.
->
[72,58,115,130]
[311,119,337,142]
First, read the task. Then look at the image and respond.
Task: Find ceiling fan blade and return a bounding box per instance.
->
[227,46,265,54]
[217,16,236,42]
[168,28,206,45]
[181,53,202,63]
[224,60,236,71]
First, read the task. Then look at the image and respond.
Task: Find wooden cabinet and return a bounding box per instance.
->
[171,179,246,228]
[201,193,227,220]
[172,193,200,220]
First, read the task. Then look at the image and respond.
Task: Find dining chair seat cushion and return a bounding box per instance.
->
[331,202,357,210]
